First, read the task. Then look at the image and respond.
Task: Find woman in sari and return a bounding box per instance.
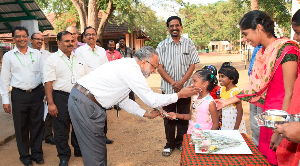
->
[274,9,300,166]
[216,10,299,165]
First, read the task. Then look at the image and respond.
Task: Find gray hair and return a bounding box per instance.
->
[66,25,78,33]
[134,46,158,61]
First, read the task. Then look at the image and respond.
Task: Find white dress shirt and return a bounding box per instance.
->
[77,58,178,117]
[43,49,89,93]
[39,48,51,67]
[75,44,108,71]
[0,46,43,104]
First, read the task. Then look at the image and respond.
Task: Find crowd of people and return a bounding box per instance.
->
[1,9,300,166]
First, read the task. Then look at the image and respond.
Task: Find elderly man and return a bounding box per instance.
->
[44,31,89,166]
[30,33,55,145]
[68,46,199,166]
[156,16,200,156]
[66,25,84,52]
[0,26,44,166]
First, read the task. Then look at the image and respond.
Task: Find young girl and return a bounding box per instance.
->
[218,62,246,133]
[167,69,219,133]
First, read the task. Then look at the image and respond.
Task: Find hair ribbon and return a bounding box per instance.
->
[211,74,214,79]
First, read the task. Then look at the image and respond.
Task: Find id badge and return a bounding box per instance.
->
[71,75,77,84]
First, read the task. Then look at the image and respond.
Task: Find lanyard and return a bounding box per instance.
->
[58,51,73,72]
[14,52,34,66]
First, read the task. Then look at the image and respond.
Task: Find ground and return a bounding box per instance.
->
[0,53,252,166]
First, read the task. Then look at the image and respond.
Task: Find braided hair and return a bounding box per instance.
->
[202,65,218,87]
[193,69,217,92]
[218,62,239,85]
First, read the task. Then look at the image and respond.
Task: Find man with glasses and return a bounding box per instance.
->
[0,26,45,165]
[66,26,84,52]
[68,46,200,166]
[156,16,200,157]
[30,33,55,146]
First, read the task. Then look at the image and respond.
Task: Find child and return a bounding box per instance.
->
[218,62,246,133]
[167,69,219,133]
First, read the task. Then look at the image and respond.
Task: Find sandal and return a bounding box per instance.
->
[162,148,173,157]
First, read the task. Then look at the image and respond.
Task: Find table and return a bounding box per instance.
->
[180,134,271,166]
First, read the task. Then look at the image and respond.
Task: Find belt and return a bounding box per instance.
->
[53,90,70,96]
[74,84,102,107]
[13,84,42,93]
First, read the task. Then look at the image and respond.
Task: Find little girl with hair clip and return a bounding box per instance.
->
[167,69,219,132]
[218,62,246,133]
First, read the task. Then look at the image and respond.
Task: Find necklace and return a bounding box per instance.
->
[192,94,209,109]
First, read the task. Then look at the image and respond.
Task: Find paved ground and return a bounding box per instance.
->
[0,53,253,166]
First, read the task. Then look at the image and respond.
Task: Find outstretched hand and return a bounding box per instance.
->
[215,99,227,110]
[177,85,201,99]
[167,112,177,120]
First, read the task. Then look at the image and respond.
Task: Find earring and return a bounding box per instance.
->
[204,85,205,88]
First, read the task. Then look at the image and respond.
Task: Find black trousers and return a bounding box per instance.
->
[44,113,53,139]
[11,87,44,162]
[162,93,191,149]
[52,91,80,161]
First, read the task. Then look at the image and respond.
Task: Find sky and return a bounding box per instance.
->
[141,0,225,20]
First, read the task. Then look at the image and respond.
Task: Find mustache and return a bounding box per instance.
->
[172,29,179,32]
[37,42,42,45]
[67,45,73,48]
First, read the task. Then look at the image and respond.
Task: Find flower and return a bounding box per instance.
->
[274,22,283,38]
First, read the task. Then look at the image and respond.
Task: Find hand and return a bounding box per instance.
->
[270,132,283,151]
[173,81,184,92]
[48,103,58,117]
[3,104,11,114]
[177,85,200,99]
[274,122,300,143]
[167,112,177,120]
[148,110,160,119]
[215,99,227,110]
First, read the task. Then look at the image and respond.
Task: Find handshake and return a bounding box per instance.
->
[146,107,178,120]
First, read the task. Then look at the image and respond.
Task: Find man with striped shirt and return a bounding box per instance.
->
[157,16,200,157]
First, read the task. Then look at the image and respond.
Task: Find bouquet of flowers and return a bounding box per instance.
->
[191,130,242,153]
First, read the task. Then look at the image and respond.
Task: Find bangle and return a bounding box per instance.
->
[182,114,185,120]
[147,111,151,119]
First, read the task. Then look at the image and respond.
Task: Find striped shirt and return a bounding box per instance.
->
[156,36,200,94]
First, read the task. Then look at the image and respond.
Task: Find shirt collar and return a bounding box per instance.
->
[13,46,34,54]
[168,35,183,44]
[58,49,76,58]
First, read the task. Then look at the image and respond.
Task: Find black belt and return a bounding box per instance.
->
[74,84,102,107]
[53,90,70,96]
[13,84,42,93]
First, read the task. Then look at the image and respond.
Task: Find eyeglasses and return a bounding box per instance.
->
[169,24,180,29]
[85,33,97,37]
[146,60,157,70]
[14,35,28,39]
[32,38,44,41]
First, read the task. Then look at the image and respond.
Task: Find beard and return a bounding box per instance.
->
[170,30,179,37]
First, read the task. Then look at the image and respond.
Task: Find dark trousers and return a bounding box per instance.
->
[11,87,44,162]
[129,90,135,101]
[44,113,53,139]
[68,87,107,166]
[52,91,80,161]
[162,93,191,149]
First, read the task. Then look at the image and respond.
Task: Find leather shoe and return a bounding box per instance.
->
[32,157,44,164]
[45,137,55,145]
[106,137,114,144]
[59,160,68,166]
[21,159,32,166]
[74,150,82,157]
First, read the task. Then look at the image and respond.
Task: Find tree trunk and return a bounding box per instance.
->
[88,0,99,29]
[251,0,259,10]
[71,0,88,33]
[97,0,115,42]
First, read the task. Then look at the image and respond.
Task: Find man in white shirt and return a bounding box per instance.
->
[75,26,108,71]
[68,46,200,166]
[0,26,45,166]
[44,31,89,166]
[75,26,115,144]
[30,33,55,145]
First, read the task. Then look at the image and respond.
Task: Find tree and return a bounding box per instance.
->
[251,0,259,10]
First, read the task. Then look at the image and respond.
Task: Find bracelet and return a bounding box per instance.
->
[182,114,185,120]
[147,111,151,119]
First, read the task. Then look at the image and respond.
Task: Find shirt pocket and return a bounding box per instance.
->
[180,52,190,66]
[75,63,85,76]
[31,62,41,77]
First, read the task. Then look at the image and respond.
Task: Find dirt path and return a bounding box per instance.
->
[0,53,252,166]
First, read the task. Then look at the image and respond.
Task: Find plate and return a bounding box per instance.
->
[194,130,252,154]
